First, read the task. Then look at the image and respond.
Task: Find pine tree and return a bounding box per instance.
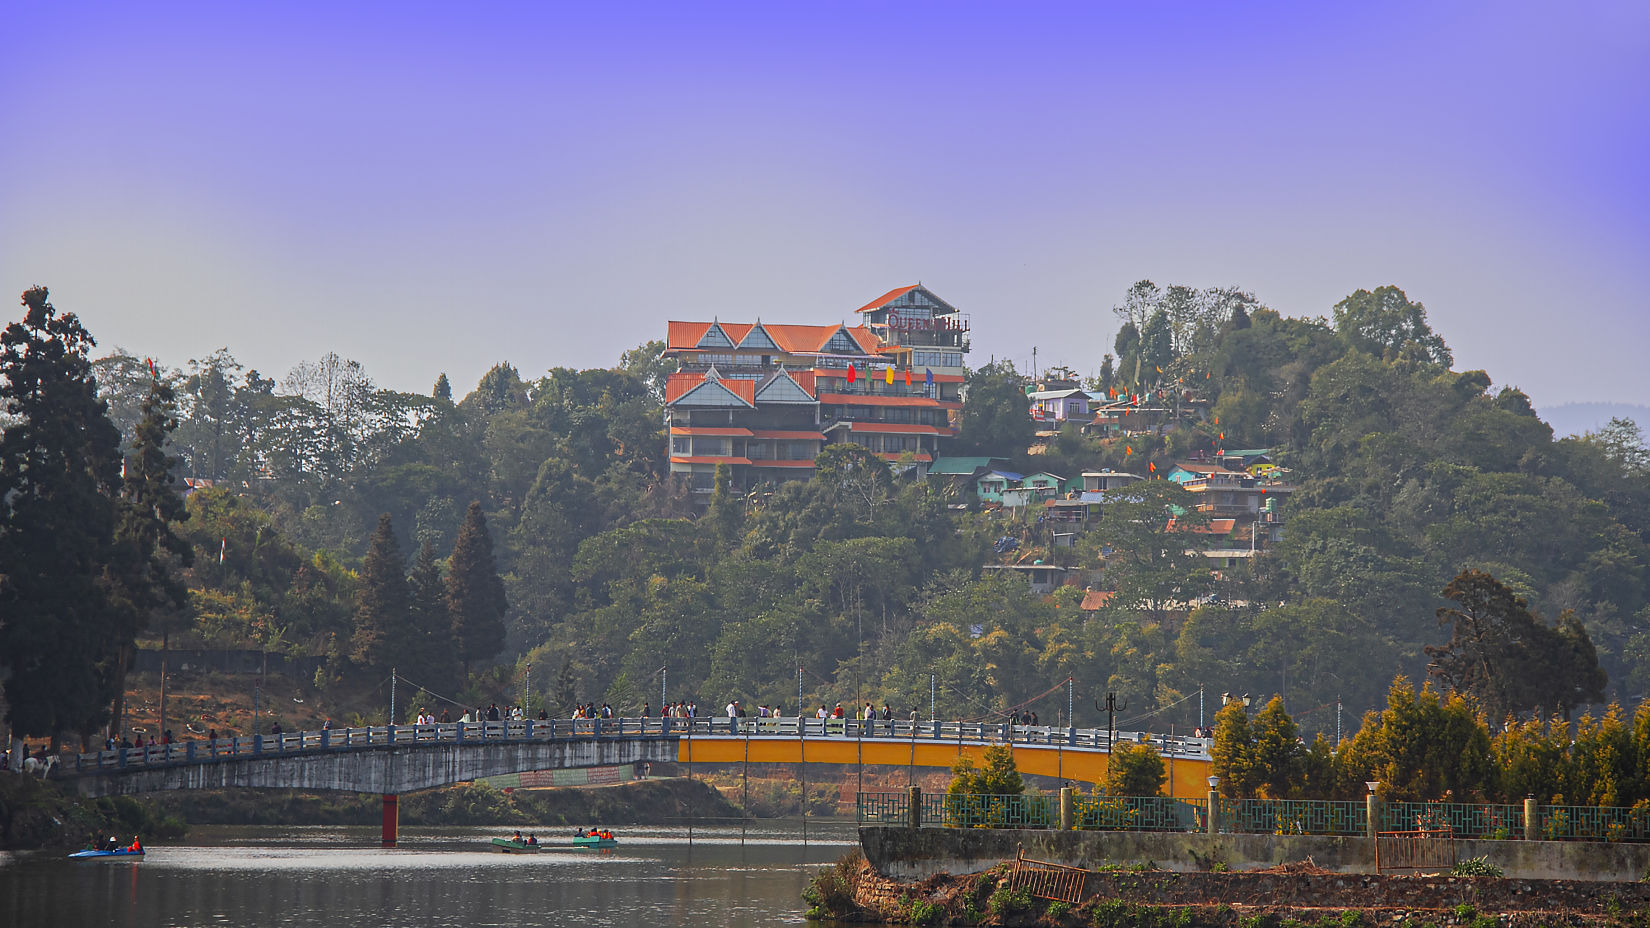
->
[351,514,411,672]
[447,501,507,681]
[105,377,194,734]
[432,372,452,402]
[0,287,124,755]
[407,538,457,691]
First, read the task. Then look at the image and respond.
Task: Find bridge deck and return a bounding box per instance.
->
[61,718,1212,796]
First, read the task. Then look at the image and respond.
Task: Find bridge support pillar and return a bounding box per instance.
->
[382,794,399,848]
[1059,787,1074,831]
[908,786,922,829]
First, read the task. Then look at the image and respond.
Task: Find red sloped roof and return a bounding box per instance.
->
[664,372,755,406]
[750,430,826,440]
[666,322,713,350]
[1080,591,1116,611]
[856,285,920,313]
[664,371,706,403]
[669,427,754,437]
[669,456,753,466]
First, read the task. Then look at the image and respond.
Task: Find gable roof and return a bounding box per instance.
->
[665,321,879,356]
[855,284,959,316]
[856,285,921,313]
[979,470,1024,483]
[663,371,755,407]
[927,456,1007,476]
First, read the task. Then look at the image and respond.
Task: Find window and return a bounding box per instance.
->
[671,437,690,455]
[693,438,730,457]
[690,470,715,490]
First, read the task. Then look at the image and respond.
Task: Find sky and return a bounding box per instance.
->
[2,2,1647,411]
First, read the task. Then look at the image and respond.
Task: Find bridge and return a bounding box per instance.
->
[56,717,1212,845]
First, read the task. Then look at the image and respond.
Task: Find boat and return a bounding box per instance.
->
[572,834,618,849]
[491,837,541,853]
[68,848,144,859]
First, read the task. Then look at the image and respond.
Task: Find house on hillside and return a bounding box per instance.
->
[1167,462,1294,519]
[975,469,1024,506]
[663,284,970,497]
[983,562,1069,595]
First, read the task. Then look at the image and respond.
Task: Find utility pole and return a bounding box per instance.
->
[390,668,396,726]
[1066,677,1074,729]
[929,673,936,721]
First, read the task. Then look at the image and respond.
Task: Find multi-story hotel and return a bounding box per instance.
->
[663,284,970,494]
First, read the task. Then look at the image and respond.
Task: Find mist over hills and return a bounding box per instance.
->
[1539,403,1650,439]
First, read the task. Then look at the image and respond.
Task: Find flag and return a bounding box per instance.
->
[1125,445,1132,456]
[1156,366,1162,373]
[925,368,933,387]
[147,357,157,379]
[1219,432,1225,441]
[904,368,912,386]
[884,366,893,385]
[1149,461,1157,473]
[847,364,857,384]
[219,537,226,565]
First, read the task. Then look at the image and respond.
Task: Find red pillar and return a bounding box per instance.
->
[381,794,399,848]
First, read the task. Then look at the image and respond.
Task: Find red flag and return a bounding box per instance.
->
[904,368,912,386]
[1149,461,1156,473]
[846,364,857,384]
[1125,445,1132,456]
[147,357,157,379]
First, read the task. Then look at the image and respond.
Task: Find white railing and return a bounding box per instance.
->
[65,717,1212,773]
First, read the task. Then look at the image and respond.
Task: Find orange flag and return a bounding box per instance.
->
[904,368,912,386]
[1125,445,1133,456]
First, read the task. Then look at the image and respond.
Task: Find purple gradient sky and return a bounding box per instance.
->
[3,2,1646,409]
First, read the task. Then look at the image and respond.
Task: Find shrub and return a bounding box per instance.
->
[1449,856,1503,877]
[801,850,863,920]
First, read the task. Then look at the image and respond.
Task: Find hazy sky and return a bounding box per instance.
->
[3,2,1646,409]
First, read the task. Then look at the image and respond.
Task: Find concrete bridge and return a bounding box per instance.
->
[55,717,1212,845]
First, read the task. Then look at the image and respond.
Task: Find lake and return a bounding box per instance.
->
[0,820,861,927]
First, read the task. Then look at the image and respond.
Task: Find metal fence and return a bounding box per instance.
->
[1381,801,1524,840]
[1075,796,1203,832]
[1217,798,1367,836]
[858,790,1650,844]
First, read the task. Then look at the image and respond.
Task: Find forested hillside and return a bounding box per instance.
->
[6,282,1648,747]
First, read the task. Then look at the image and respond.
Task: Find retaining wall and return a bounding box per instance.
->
[861,825,1650,883]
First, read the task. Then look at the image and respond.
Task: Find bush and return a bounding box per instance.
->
[1449,856,1504,877]
[801,850,863,920]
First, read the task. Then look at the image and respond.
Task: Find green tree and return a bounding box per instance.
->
[1334,677,1495,801]
[432,373,453,402]
[947,743,1025,796]
[0,287,124,752]
[1209,701,1258,797]
[1331,285,1453,367]
[1103,741,1166,796]
[953,361,1033,457]
[407,538,457,691]
[104,376,194,733]
[448,501,508,680]
[1427,569,1605,721]
[351,514,411,672]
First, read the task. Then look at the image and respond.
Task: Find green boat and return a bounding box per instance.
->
[572,834,617,849]
[492,837,541,853]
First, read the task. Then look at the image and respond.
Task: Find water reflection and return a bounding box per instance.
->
[0,821,859,928]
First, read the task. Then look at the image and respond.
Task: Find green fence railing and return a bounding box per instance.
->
[1075,796,1203,832]
[1537,804,1650,843]
[1218,798,1367,836]
[1381,802,1524,840]
[856,790,1650,843]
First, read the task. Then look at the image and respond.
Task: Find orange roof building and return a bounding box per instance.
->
[663,285,970,495]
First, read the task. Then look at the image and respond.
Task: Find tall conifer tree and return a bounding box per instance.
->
[0,287,123,756]
[447,501,507,681]
[407,538,457,691]
[351,514,411,673]
[105,376,194,735]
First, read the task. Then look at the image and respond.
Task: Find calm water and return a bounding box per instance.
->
[0,820,860,927]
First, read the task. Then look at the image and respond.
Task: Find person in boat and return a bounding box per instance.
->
[575,828,585,837]
[106,836,119,852]
[526,833,537,846]
[129,837,141,853]
[510,830,523,844]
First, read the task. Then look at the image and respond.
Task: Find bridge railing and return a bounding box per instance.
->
[65,717,1213,774]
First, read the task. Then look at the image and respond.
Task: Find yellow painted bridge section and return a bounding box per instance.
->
[676,735,1212,797]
